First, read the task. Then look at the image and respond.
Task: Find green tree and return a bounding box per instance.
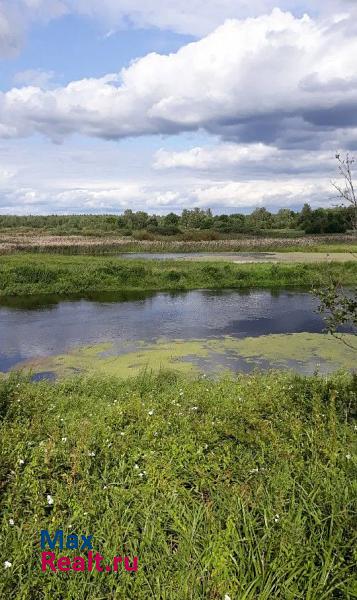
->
[274,208,297,229]
[248,207,273,229]
[163,212,180,227]
[298,203,312,229]
[181,208,210,229]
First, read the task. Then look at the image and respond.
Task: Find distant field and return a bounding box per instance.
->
[0,232,357,255]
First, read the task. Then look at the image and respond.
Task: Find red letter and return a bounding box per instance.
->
[72,556,86,572]
[124,557,138,572]
[57,556,71,572]
[41,552,57,572]
[87,551,93,572]
[94,553,104,572]
[113,556,122,572]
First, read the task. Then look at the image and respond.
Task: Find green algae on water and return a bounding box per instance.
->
[14,333,357,379]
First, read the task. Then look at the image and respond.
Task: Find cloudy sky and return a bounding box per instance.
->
[0,0,356,214]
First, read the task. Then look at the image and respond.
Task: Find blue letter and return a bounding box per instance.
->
[66,534,79,550]
[81,535,93,551]
[41,530,63,550]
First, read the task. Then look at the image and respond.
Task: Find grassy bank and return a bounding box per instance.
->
[1,371,356,599]
[1,233,357,255]
[1,254,357,297]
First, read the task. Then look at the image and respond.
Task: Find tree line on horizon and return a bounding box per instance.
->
[0,204,355,236]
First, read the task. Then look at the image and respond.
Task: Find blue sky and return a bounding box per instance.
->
[0,0,356,214]
[0,15,194,90]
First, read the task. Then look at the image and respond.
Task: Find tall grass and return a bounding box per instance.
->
[1,233,357,255]
[1,254,357,296]
[0,370,356,599]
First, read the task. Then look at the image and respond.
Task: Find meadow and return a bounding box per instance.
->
[1,370,356,599]
[1,232,357,255]
[1,254,357,297]
[1,251,356,599]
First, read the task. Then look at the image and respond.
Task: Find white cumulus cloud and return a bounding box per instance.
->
[0,0,355,58]
[0,10,356,148]
[154,144,279,170]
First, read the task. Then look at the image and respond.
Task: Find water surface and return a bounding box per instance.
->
[0,289,353,376]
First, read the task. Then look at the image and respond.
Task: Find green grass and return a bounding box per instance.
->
[0,371,356,599]
[1,254,357,296]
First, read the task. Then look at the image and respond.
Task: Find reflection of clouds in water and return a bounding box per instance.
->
[0,289,324,371]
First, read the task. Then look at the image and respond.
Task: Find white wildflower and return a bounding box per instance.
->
[134,464,139,470]
[4,561,12,569]
[346,454,352,460]
[224,595,232,600]
[9,519,14,526]
[18,459,24,466]
[47,494,54,505]
[191,406,198,411]
[88,451,96,457]
[274,514,280,523]
[148,410,154,416]
[61,437,67,443]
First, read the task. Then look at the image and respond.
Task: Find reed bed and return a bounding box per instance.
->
[1,233,357,255]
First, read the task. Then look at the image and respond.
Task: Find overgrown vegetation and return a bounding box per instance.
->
[1,234,357,255]
[315,282,357,350]
[1,254,357,296]
[0,204,354,239]
[0,371,356,599]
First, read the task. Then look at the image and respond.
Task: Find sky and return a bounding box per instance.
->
[0,0,356,215]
